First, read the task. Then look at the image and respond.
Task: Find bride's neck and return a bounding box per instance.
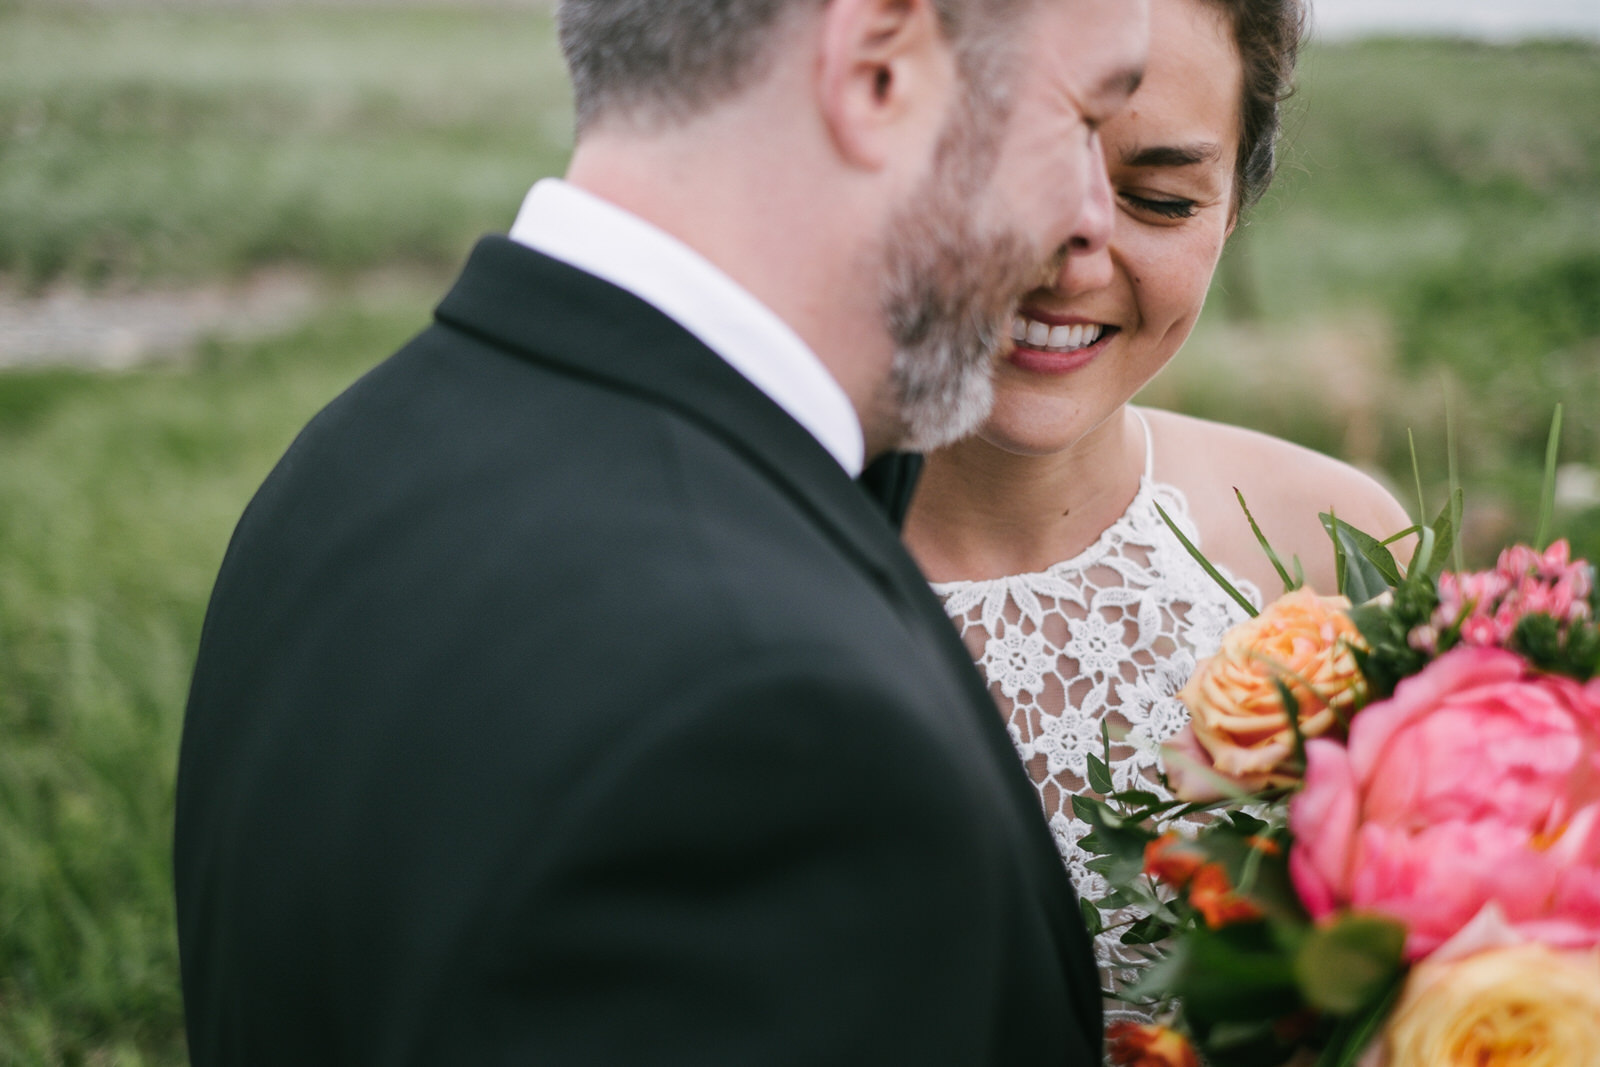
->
[904,408,1146,582]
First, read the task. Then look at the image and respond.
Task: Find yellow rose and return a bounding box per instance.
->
[1381,945,1600,1067]
[1177,588,1364,786]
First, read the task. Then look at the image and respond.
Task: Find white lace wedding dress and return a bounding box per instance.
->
[929,410,1261,1020]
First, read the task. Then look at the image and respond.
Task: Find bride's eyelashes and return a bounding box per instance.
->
[1120,192,1198,220]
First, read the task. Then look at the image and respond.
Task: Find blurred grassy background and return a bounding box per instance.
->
[0,1,1596,1062]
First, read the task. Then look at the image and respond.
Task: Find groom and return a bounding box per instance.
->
[175,0,1147,1061]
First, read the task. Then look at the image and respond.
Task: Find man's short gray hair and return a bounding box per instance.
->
[558,0,1029,135]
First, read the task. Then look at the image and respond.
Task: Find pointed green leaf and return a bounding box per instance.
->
[1328,507,1349,596]
[1536,403,1563,551]
[1423,493,1460,579]
[1320,513,1395,602]
[1086,753,1114,795]
[1407,428,1427,525]
[1079,897,1105,938]
[1444,381,1466,572]
[1235,487,1299,593]
[1155,499,1258,617]
[1120,914,1176,946]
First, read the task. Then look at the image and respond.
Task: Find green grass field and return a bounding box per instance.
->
[1,4,1597,1062]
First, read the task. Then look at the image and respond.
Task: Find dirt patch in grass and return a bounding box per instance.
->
[0,267,442,370]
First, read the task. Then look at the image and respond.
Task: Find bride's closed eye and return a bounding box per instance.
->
[1120,192,1198,220]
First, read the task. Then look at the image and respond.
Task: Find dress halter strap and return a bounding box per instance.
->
[1132,407,1155,481]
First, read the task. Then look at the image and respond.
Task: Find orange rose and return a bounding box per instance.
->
[1144,833,1207,889]
[1187,863,1264,929]
[1106,1022,1201,1067]
[1176,588,1365,790]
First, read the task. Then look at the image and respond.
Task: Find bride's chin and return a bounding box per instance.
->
[972,395,1100,458]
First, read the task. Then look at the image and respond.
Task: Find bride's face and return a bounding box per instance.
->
[974,0,1243,458]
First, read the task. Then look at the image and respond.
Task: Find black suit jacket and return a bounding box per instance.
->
[175,237,1101,1064]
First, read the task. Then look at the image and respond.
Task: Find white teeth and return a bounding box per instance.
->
[1014,316,1107,352]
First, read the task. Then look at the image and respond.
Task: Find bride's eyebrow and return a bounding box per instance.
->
[1121,142,1223,168]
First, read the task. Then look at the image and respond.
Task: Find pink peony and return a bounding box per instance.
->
[1289,646,1600,960]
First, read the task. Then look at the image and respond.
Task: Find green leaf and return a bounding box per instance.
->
[1086,753,1114,795]
[1406,522,1437,581]
[1071,795,1154,887]
[1409,492,1459,581]
[1172,923,1302,1024]
[1329,507,1349,596]
[1121,913,1176,946]
[1236,487,1300,593]
[1314,969,1407,1067]
[1321,513,1403,588]
[1536,402,1564,551]
[1320,513,1394,603]
[1225,811,1269,835]
[1273,678,1308,771]
[1294,914,1407,1015]
[1444,379,1466,572]
[1079,897,1105,938]
[1155,499,1259,617]
[1408,428,1426,526]
[1111,790,1167,811]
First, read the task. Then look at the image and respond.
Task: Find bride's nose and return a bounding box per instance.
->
[1054,142,1116,295]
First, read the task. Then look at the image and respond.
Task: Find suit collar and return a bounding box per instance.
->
[506,180,865,475]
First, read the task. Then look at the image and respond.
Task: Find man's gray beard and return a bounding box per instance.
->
[878,55,1048,454]
[880,202,1043,452]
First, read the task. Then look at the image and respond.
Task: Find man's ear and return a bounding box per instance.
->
[816,0,955,170]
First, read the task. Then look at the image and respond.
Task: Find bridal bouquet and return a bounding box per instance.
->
[1078,420,1600,1067]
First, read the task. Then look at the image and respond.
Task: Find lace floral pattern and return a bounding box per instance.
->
[932,476,1261,1018]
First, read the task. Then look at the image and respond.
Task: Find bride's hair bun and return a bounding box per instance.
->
[1209,0,1309,214]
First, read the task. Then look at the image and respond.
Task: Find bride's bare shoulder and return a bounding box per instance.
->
[1139,408,1413,594]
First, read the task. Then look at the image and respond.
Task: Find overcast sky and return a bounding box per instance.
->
[1311,0,1600,40]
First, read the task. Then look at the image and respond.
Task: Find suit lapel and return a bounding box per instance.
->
[435,237,932,610]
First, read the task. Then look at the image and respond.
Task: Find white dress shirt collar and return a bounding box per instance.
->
[507,179,865,477]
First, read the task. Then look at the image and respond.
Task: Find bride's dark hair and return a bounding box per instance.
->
[1208,0,1308,214]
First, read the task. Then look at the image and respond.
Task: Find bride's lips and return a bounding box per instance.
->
[1007,310,1117,374]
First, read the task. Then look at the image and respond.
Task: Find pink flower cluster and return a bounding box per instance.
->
[1289,647,1600,960]
[1409,539,1594,653]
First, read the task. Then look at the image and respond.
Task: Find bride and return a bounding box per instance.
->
[901,0,1412,1011]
